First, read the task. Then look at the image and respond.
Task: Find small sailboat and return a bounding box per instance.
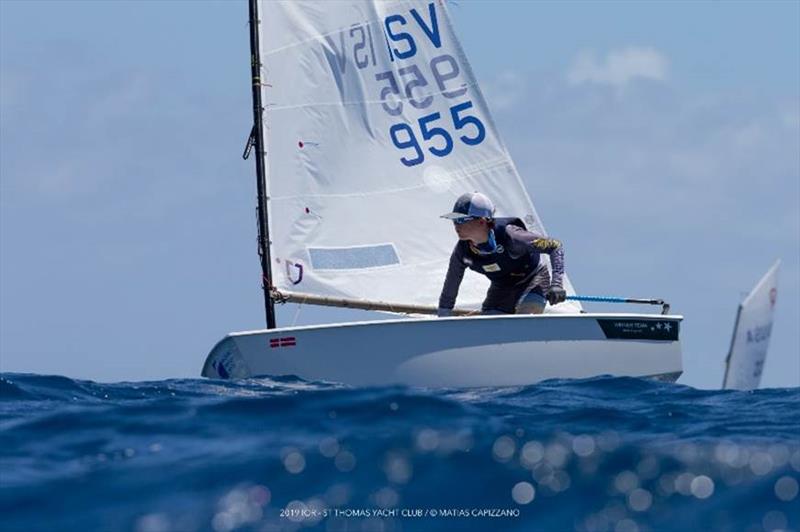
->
[722,261,780,390]
[202,0,683,386]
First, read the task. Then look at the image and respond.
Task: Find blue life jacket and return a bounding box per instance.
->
[457,217,540,284]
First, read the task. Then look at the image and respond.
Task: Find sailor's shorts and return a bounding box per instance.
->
[481,264,551,314]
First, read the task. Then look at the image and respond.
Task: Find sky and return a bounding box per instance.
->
[1,0,798,389]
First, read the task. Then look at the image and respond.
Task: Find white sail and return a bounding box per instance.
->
[257,0,579,311]
[722,260,780,390]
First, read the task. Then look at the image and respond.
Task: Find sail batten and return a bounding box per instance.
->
[264,83,483,111]
[258,0,579,311]
[270,157,511,200]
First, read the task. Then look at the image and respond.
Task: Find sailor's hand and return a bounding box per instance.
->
[546,286,567,306]
[437,307,453,317]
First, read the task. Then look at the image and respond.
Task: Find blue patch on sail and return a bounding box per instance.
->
[308,244,399,270]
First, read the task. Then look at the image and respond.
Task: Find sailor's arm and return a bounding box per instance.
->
[438,246,467,316]
[507,225,565,287]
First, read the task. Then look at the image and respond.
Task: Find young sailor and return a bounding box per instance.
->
[438,192,567,316]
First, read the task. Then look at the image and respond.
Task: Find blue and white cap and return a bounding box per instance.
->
[440,192,495,220]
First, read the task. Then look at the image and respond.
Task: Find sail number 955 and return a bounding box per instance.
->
[389,101,485,167]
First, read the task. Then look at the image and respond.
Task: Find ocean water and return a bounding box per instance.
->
[1,373,798,532]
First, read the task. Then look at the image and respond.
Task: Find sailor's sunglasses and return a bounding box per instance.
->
[453,216,477,226]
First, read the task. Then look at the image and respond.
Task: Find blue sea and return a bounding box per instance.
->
[1,373,798,532]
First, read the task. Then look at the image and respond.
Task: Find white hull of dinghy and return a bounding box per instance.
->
[202,313,682,387]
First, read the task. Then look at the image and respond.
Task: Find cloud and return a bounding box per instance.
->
[567,47,669,87]
[780,101,800,130]
[482,70,526,111]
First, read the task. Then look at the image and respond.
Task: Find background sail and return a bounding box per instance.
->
[258,0,579,311]
[722,260,780,390]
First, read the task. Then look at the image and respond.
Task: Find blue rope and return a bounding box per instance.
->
[567,295,628,303]
[566,295,671,315]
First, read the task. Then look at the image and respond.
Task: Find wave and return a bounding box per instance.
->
[1,372,798,532]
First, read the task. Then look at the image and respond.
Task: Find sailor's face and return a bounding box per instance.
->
[454,218,489,243]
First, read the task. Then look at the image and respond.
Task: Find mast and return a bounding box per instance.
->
[247,0,277,329]
[721,304,743,388]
